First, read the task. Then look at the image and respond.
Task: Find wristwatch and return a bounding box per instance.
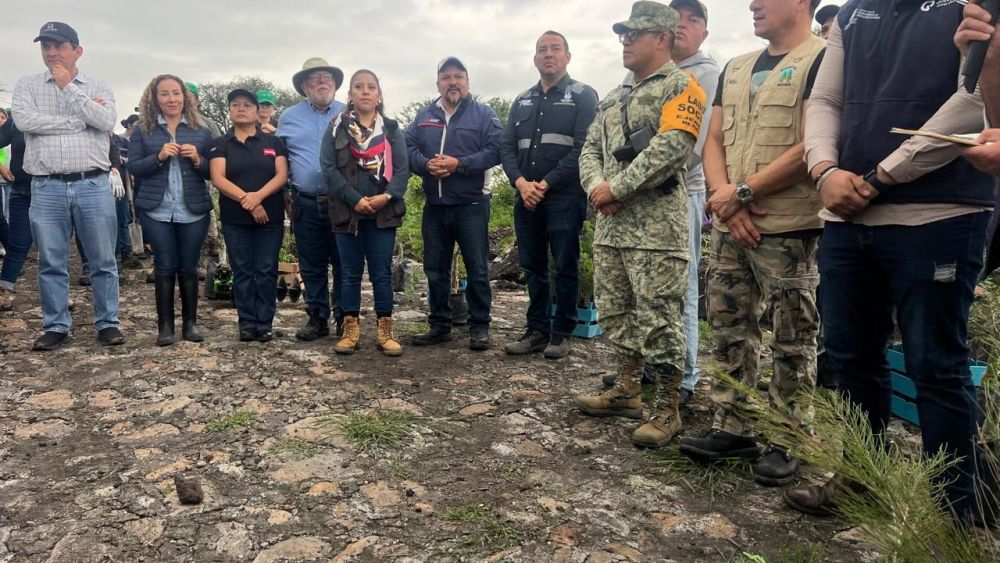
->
[862,169,891,194]
[735,181,754,203]
[456,159,467,175]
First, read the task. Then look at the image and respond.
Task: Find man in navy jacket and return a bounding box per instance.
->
[405,57,503,351]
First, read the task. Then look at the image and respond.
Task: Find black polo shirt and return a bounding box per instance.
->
[208,128,287,226]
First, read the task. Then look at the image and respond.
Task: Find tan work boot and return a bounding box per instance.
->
[575,355,644,419]
[334,316,360,354]
[376,316,403,357]
[632,366,684,447]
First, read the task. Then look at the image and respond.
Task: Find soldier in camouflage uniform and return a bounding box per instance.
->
[677,0,825,487]
[574,0,706,448]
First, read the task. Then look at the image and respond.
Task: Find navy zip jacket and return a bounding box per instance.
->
[128,120,214,214]
[837,0,995,206]
[405,96,502,206]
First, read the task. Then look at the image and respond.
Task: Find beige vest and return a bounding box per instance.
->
[719,36,825,234]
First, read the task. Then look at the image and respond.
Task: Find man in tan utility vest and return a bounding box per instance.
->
[678,0,826,487]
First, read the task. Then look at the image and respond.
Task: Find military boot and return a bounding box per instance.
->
[574,355,644,419]
[632,365,684,447]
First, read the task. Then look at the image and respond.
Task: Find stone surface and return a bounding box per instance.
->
[25,390,75,410]
[361,480,402,508]
[252,536,331,563]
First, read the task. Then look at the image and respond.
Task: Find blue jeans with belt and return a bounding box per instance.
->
[336,219,396,315]
[514,195,583,336]
[223,222,283,332]
[820,212,990,520]
[291,190,342,321]
[422,201,492,329]
[29,174,119,333]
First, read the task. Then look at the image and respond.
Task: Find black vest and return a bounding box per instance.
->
[837,0,996,206]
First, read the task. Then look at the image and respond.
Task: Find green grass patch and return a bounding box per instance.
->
[441,503,520,554]
[395,321,427,337]
[266,439,322,460]
[316,410,414,454]
[651,444,753,503]
[698,319,713,346]
[205,410,258,432]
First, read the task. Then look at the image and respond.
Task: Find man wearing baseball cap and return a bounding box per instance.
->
[405,56,503,351]
[277,57,347,341]
[574,1,707,448]
[256,89,278,134]
[12,21,123,350]
[815,4,839,40]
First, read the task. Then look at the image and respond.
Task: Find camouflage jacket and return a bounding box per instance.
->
[580,59,705,253]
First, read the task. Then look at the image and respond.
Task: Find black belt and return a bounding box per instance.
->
[37,169,106,182]
[292,189,327,202]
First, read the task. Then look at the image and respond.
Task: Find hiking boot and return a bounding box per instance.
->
[376,316,403,357]
[543,334,571,360]
[504,329,548,355]
[334,316,360,354]
[678,430,760,460]
[411,325,453,346]
[632,365,684,447]
[256,331,274,343]
[32,331,69,351]
[469,326,491,351]
[239,329,257,342]
[575,355,644,419]
[754,446,800,486]
[97,327,125,346]
[0,287,14,311]
[784,474,869,516]
[296,314,329,341]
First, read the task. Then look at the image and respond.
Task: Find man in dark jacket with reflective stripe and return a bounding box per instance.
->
[500,31,598,360]
[405,57,503,351]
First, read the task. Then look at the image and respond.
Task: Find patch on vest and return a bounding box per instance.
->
[776,66,796,86]
[659,79,706,137]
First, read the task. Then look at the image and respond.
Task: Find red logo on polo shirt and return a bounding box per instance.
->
[263,148,276,157]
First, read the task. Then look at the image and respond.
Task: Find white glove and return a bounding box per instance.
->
[110,169,125,200]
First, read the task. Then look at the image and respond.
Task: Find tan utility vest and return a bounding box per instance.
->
[719,35,825,234]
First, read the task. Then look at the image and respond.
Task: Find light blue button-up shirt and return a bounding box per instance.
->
[146,115,203,224]
[277,99,345,195]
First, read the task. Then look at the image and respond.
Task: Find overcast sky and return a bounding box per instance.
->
[1,0,837,132]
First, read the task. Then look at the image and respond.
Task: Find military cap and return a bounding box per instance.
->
[613,1,678,35]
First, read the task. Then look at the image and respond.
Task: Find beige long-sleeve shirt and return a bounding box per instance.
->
[804,20,992,225]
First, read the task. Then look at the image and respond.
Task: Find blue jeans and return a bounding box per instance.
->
[116,195,132,258]
[821,212,990,518]
[423,201,492,329]
[138,212,209,275]
[336,219,396,315]
[514,195,584,336]
[222,223,283,332]
[0,183,34,289]
[30,174,119,333]
[682,191,705,391]
[291,193,341,321]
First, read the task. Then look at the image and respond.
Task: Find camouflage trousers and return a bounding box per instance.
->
[707,230,819,437]
[594,245,687,371]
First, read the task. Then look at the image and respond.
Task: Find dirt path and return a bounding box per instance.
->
[0,259,875,562]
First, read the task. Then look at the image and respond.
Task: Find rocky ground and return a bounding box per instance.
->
[0,254,880,563]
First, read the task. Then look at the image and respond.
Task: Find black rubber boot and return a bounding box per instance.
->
[178,272,204,342]
[155,273,177,346]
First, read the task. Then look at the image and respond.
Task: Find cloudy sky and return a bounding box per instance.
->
[1,0,836,131]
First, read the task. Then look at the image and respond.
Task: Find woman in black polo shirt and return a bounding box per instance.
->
[321,69,409,356]
[208,89,288,342]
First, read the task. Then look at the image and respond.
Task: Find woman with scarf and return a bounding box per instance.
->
[321,69,409,356]
[129,74,214,346]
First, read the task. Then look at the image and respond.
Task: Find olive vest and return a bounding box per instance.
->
[719,35,825,234]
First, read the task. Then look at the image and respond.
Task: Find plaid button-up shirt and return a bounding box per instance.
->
[12,69,116,176]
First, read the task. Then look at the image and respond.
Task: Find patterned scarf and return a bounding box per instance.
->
[338,110,392,181]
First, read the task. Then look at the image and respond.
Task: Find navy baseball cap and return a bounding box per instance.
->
[815,4,840,24]
[33,21,79,44]
[227,88,259,107]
